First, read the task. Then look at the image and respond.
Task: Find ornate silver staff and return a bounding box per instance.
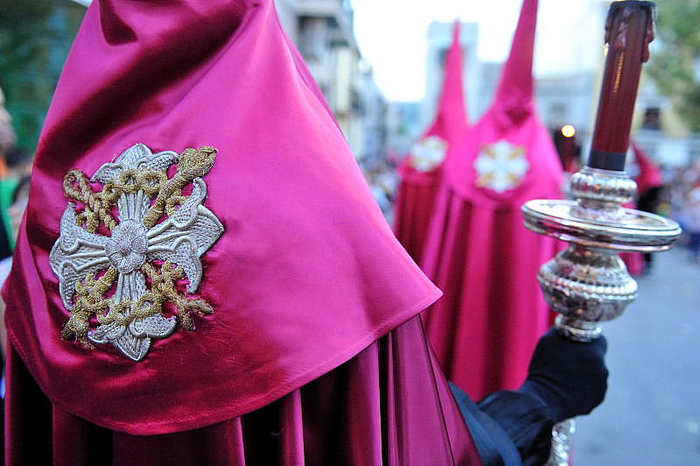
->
[521,2,680,464]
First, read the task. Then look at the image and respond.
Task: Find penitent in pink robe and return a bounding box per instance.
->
[421,0,563,401]
[393,21,468,265]
[2,1,482,464]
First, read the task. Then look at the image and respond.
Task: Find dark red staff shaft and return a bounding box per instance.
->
[587,1,655,171]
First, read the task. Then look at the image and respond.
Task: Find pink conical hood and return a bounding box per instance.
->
[441,0,559,206]
[428,20,468,140]
[492,0,537,127]
[394,20,468,262]
[3,0,441,435]
[399,20,467,178]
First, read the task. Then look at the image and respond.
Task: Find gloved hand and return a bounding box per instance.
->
[518,327,609,423]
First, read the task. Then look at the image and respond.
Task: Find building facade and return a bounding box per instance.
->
[275,0,387,161]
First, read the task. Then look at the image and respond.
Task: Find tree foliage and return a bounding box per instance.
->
[0,0,84,150]
[647,0,700,133]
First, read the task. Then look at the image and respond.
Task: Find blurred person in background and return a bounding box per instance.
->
[0,88,17,260]
[683,183,700,262]
[0,147,33,250]
[4,146,32,179]
[0,175,31,360]
[0,88,15,156]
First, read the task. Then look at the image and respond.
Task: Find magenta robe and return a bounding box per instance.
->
[6,316,481,465]
[621,142,664,276]
[421,0,562,400]
[393,22,468,264]
[2,0,481,463]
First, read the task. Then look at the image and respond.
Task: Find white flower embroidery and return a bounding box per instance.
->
[474,140,530,193]
[49,143,224,361]
[409,135,448,172]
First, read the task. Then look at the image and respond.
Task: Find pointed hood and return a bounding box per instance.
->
[492,0,537,128]
[442,0,561,207]
[402,20,467,175]
[393,20,468,262]
[3,0,440,435]
[428,20,468,141]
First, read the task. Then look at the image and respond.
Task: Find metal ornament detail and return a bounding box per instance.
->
[546,418,576,466]
[49,143,224,361]
[524,2,660,463]
[523,166,680,341]
[524,166,680,461]
[409,135,448,171]
[474,140,529,193]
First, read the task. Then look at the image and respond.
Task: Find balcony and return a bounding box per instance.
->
[294,0,356,51]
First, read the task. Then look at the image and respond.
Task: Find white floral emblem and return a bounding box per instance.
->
[409,135,448,171]
[473,139,530,193]
[49,143,224,361]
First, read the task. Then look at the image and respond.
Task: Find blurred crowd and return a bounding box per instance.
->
[361,157,399,221]
[0,87,32,289]
[662,161,700,261]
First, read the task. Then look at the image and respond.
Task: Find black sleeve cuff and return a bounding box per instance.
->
[449,383,522,466]
[478,390,554,466]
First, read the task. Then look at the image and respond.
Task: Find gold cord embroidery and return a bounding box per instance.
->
[63,170,118,232]
[62,267,118,346]
[142,146,216,229]
[50,144,224,361]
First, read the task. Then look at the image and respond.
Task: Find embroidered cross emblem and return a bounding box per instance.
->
[409,135,448,172]
[49,143,224,361]
[474,140,529,193]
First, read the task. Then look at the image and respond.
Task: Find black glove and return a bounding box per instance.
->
[473,327,609,465]
[519,327,609,423]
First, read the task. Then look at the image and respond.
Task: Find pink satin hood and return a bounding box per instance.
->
[3,0,440,435]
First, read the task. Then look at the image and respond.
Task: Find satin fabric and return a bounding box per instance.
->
[393,164,442,264]
[393,22,467,264]
[3,0,442,435]
[5,317,482,465]
[619,250,644,276]
[421,0,562,400]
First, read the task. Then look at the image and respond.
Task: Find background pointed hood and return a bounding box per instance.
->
[631,141,663,194]
[427,20,468,141]
[491,0,537,128]
[393,20,468,262]
[400,20,467,178]
[441,0,561,206]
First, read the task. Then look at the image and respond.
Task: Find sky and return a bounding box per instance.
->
[351,0,601,101]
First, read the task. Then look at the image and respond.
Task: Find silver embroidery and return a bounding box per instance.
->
[49,143,224,361]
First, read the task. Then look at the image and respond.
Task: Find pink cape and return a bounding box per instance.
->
[0,6,483,464]
[619,250,644,276]
[421,0,562,400]
[393,21,467,263]
[6,316,482,465]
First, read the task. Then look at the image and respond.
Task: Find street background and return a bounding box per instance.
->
[577,246,700,465]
